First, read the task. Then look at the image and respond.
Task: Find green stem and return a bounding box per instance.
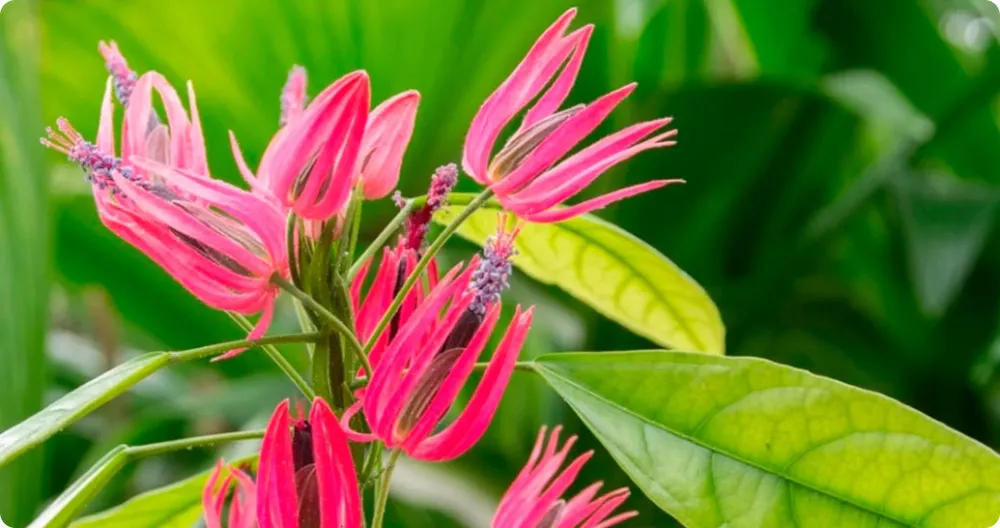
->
[347,198,417,281]
[344,192,364,275]
[170,329,322,363]
[126,429,264,458]
[362,189,493,356]
[272,275,373,378]
[371,449,401,528]
[229,313,318,400]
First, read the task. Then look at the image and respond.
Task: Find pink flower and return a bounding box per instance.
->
[342,247,533,461]
[42,74,287,359]
[350,242,434,370]
[492,426,637,528]
[462,8,682,223]
[231,71,370,221]
[203,399,363,528]
[357,90,420,199]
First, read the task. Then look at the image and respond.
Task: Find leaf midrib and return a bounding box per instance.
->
[537,362,927,528]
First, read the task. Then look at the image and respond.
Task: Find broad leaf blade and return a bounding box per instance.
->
[436,195,724,353]
[0,353,170,467]
[535,351,1000,527]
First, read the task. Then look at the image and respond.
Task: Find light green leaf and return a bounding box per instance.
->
[70,459,254,528]
[435,194,724,353]
[534,351,1000,527]
[0,353,170,468]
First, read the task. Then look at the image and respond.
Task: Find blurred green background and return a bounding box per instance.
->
[3,0,1000,525]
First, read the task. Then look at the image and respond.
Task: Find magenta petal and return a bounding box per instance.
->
[462,8,580,182]
[410,307,533,460]
[202,459,230,528]
[519,179,681,223]
[97,78,116,154]
[359,90,420,199]
[256,400,299,528]
[494,84,636,195]
[310,398,363,528]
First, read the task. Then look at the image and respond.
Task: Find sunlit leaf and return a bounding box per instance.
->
[535,351,1000,527]
[436,194,724,353]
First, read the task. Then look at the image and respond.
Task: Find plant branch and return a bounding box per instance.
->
[228,313,318,400]
[272,274,373,378]
[347,197,418,281]
[362,189,493,356]
[371,449,402,528]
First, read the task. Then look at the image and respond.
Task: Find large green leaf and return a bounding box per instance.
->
[0,353,170,468]
[534,351,1000,527]
[435,194,724,353]
[0,0,50,523]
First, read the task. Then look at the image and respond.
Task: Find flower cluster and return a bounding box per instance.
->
[43,8,676,526]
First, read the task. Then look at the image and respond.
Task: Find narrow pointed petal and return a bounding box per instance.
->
[359,90,420,199]
[518,179,681,223]
[256,400,299,528]
[310,398,364,528]
[410,307,533,460]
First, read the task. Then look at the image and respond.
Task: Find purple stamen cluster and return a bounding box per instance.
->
[100,45,138,107]
[468,224,517,316]
[41,118,143,195]
[400,163,459,251]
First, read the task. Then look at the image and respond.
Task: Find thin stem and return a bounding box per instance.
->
[126,429,265,458]
[169,329,322,363]
[228,313,318,400]
[362,189,493,356]
[272,274,373,378]
[344,191,364,275]
[347,198,417,281]
[371,449,401,528]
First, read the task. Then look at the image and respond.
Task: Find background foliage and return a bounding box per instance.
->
[2,0,1000,525]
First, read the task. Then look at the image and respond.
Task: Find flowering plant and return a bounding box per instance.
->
[4,6,1000,528]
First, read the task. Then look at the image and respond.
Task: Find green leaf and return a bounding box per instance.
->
[0,0,50,522]
[0,353,170,468]
[29,446,129,528]
[534,350,1000,527]
[893,173,1000,318]
[435,194,724,354]
[70,458,255,528]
